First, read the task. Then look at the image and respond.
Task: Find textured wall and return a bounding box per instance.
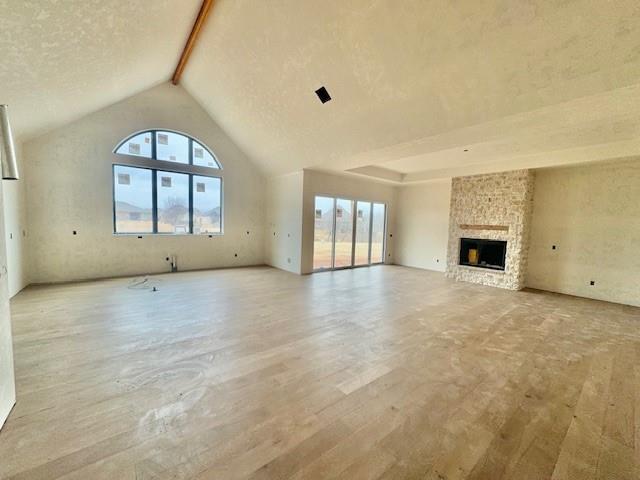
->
[300,170,397,274]
[527,159,640,307]
[446,170,534,290]
[2,144,29,297]
[265,172,304,274]
[395,179,451,272]
[24,83,266,284]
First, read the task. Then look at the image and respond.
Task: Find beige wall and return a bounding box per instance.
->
[301,170,397,274]
[265,172,303,274]
[24,83,266,284]
[395,179,451,272]
[2,144,29,297]
[527,159,640,307]
[0,177,16,429]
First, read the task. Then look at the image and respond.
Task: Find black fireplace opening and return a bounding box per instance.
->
[459,238,507,271]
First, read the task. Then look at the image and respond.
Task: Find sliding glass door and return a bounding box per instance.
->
[334,198,354,268]
[313,196,386,271]
[371,203,386,264]
[313,196,334,270]
[354,201,371,266]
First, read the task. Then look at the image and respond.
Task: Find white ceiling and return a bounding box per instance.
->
[3,0,640,181]
[182,0,640,181]
[0,0,201,141]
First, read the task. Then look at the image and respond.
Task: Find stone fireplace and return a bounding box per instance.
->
[446,170,534,290]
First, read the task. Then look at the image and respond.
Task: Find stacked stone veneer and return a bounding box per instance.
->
[446,170,535,290]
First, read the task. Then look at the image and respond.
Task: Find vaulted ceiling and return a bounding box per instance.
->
[0,0,201,141]
[3,0,640,182]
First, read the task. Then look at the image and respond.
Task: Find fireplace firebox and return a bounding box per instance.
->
[459,238,507,271]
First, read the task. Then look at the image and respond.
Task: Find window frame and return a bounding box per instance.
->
[113,129,223,236]
[113,129,222,169]
[112,163,223,236]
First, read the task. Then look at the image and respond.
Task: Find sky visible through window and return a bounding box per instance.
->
[114,166,152,206]
[115,131,220,169]
[113,166,222,234]
[156,131,189,164]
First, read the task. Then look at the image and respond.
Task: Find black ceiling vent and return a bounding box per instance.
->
[315,86,331,104]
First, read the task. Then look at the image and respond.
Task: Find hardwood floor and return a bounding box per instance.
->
[1,265,639,479]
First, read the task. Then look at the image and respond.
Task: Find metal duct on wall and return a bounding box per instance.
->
[0,105,19,180]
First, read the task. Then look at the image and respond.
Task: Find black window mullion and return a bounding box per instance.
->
[152,170,158,233]
[151,131,157,160]
[188,140,194,233]
[189,174,194,234]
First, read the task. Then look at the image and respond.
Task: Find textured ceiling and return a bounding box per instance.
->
[182,0,640,180]
[0,0,201,141]
[3,0,640,181]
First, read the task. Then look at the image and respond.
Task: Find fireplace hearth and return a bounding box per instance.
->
[459,238,507,271]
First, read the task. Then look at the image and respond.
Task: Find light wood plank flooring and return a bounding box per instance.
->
[1,265,639,479]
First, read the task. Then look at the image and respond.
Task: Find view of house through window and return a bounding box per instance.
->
[193,175,222,234]
[157,171,189,233]
[313,196,386,271]
[113,165,153,233]
[113,130,222,235]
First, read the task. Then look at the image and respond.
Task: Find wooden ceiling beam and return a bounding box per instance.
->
[172,0,215,85]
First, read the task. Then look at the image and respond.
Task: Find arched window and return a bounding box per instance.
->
[112,130,222,235]
[115,130,221,168]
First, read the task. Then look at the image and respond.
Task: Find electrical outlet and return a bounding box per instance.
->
[590,280,595,286]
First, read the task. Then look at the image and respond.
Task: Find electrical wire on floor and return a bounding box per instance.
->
[127,276,162,292]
